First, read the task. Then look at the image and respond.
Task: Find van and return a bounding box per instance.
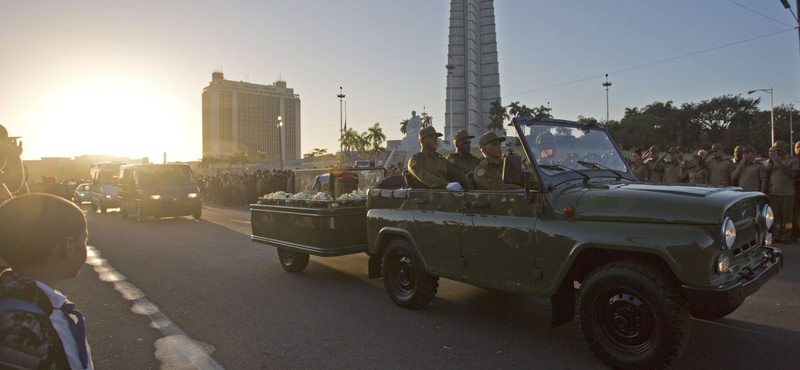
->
[117,164,202,222]
[89,162,122,213]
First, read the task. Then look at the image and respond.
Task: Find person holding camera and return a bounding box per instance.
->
[0,124,26,203]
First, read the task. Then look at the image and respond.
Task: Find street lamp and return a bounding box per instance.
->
[337,87,346,154]
[780,0,800,60]
[277,115,283,170]
[446,55,455,139]
[748,88,775,144]
[602,74,612,123]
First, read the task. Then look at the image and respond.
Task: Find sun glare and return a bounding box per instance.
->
[35,76,193,162]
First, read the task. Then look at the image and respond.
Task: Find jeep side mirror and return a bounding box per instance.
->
[502,153,523,185]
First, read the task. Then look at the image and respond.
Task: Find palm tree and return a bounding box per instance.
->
[508,101,533,118]
[366,123,386,159]
[420,113,433,128]
[399,119,410,134]
[339,128,359,153]
[488,99,510,132]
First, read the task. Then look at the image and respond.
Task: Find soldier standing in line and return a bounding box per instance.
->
[407,126,466,190]
[704,143,735,187]
[446,129,481,176]
[681,154,707,185]
[767,140,800,243]
[731,145,767,193]
[644,145,666,182]
[473,132,523,191]
[631,149,650,181]
[662,147,686,184]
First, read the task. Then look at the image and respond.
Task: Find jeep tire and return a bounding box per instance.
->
[577,261,690,370]
[382,238,439,310]
[688,301,742,321]
[277,248,309,273]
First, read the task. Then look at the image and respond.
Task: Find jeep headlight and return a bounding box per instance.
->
[717,254,730,273]
[104,194,111,199]
[150,195,161,200]
[762,205,774,230]
[722,217,736,250]
[188,193,199,198]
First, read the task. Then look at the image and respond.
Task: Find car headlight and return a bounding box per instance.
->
[722,217,736,250]
[150,195,161,200]
[717,254,730,273]
[188,193,199,198]
[762,205,774,230]
[104,194,112,199]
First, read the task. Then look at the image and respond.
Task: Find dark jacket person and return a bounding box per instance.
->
[474,132,523,191]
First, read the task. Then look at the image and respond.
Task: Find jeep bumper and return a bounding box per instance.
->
[682,247,782,309]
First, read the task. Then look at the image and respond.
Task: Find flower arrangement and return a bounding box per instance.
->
[258,190,367,208]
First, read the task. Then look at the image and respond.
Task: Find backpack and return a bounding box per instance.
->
[0,298,46,315]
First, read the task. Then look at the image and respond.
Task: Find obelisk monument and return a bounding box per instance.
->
[444,0,501,143]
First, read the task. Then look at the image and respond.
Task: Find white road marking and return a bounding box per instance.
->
[86,246,226,370]
[228,220,251,224]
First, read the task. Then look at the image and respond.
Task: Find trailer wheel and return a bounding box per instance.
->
[277,248,309,273]
[382,238,438,309]
[578,261,690,370]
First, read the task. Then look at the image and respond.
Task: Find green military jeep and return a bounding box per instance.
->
[364,117,781,369]
[251,117,781,370]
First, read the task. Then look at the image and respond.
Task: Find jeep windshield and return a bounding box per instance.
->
[517,120,632,185]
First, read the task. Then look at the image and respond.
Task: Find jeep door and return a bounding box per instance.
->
[410,189,467,278]
[461,191,538,292]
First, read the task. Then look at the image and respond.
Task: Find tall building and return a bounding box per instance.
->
[202,72,301,163]
[444,0,501,142]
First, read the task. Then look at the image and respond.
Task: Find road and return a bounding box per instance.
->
[58,202,800,370]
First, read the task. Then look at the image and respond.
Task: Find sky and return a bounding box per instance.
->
[2,0,799,161]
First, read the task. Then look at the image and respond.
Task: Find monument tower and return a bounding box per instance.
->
[445,0,501,142]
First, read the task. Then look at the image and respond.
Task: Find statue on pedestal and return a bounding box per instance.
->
[398,111,422,152]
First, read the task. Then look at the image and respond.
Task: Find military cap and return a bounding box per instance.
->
[710,143,724,152]
[418,126,443,140]
[536,132,556,146]
[771,140,789,149]
[452,129,475,143]
[649,145,660,153]
[0,124,19,139]
[479,131,506,148]
[743,145,756,153]
[667,146,680,154]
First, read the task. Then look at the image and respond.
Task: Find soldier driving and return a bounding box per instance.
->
[446,129,481,176]
[407,126,466,190]
[473,132,523,191]
[536,132,557,165]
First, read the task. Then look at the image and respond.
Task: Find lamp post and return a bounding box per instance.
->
[602,74,612,123]
[277,115,283,170]
[748,87,775,144]
[446,55,455,139]
[780,0,800,60]
[337,87,346,155]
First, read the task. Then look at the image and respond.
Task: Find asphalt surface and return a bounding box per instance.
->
[58,202,800,370]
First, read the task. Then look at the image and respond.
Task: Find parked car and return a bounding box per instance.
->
[72,183,91,204]
[89,162,122,213]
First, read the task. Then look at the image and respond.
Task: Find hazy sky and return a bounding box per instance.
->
[2,0,799,161]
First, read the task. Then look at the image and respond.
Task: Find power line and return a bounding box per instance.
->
[319,27,796,130]
[726,0,795,27]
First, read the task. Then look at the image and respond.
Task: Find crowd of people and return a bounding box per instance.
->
[197,169,294,206]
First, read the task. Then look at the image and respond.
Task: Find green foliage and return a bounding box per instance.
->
[420,112,433,128]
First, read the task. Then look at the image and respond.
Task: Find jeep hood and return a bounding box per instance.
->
[572,183,762,224]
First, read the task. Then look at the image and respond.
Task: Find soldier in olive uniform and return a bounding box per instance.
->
[407,126,466,190]
[536,132,558,166]
[681,154,707,185]
[703,143,735,187]
[473,132,523,191]
[662,147,686,184]
[731,145,767,192]
[446,129,481,176]
[644,145,666,182]
[767,140,800,243]
[631,149,650,181]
